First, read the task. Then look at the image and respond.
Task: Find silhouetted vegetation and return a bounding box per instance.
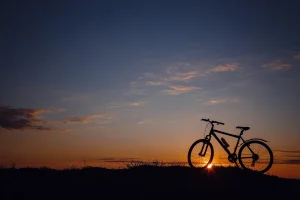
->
[1,163,299,199]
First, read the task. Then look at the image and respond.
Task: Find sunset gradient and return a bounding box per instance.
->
[1,0,300,179]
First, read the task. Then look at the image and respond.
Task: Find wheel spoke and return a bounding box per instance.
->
[188,140,214,168]
[238,141,273,173]
[240,156,254,159]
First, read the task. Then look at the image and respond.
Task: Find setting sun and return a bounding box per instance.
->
[207,164,213,169]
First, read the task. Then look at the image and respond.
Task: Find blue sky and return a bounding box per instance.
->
[1,0,300,177]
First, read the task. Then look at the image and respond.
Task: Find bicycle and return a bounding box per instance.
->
[187,118,273,173]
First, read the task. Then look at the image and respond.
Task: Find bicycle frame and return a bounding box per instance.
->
[206,125,246,157]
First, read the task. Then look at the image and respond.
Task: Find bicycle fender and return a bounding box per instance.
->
[240,138,268,146]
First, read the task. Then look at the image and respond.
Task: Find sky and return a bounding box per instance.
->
[1,0,300,178]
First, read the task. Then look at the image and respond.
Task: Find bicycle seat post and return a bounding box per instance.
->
[240,130,244,136]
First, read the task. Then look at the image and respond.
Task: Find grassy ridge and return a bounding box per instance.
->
[1,165,299,199]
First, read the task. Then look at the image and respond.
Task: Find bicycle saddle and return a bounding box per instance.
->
[236,126,250,131]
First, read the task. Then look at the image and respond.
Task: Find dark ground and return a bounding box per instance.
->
[1,165,299,199]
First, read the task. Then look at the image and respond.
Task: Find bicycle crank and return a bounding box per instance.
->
[228,154,237,163]
[251,154,259,166]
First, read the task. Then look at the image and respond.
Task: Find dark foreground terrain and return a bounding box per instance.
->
[1,165,299,199]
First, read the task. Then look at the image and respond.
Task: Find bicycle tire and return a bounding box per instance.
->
[188,139,214,168]
[238,140,273,173]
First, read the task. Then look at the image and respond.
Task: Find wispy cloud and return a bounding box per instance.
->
[0,105,112,131]
[199,98,239,105]
[137,120,151,124]
[0,105,64,131]
[210,64,241,73]
[144,63,199,86]
[143,64,201,95]
[139,62,241,96]
[278,160,300,164]
[63,114,111,124]
[294,53,300,60]
[44,108,66,113]
[162,85,200,95]
[273,150,300,153]
[129,101,147,107]
[273,150,300,164]
[262,60,291,70]
[146,81,166,86]
[167,71,198,82]
[165,64,198,82]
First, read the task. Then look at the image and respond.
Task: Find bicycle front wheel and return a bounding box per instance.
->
[188,139,214,168]
[238,140,273,173]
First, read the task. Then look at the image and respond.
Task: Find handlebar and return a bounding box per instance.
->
[201,118,225,125]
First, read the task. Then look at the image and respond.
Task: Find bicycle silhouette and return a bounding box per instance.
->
[188,118,273,173]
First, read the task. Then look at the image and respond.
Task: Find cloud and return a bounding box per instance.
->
[272,149,300,164]
[210,64,241,73]
[137,120,151,124]
[138,63,202,96]
[165,64,198,82]
[0,105,63,131]
[167,71,198,82]
[146,81,166,86]
[201,98,239,105]
[294,53,300,60]
[144,64,198,86]
[279,160,300,164]
[273,150,300,153]
[262,60,291,70]
[143,63,241,96]
[162,85,200,95]
[46,108,65,113]
[129,101,147,107]
[63,114,111,124]
[140,62,241,96]
[0,105,111,131]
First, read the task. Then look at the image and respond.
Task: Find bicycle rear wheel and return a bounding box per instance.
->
[188,139,214,168]
[238,140,273,173]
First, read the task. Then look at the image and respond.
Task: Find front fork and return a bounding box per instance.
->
[199,135,211,156]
